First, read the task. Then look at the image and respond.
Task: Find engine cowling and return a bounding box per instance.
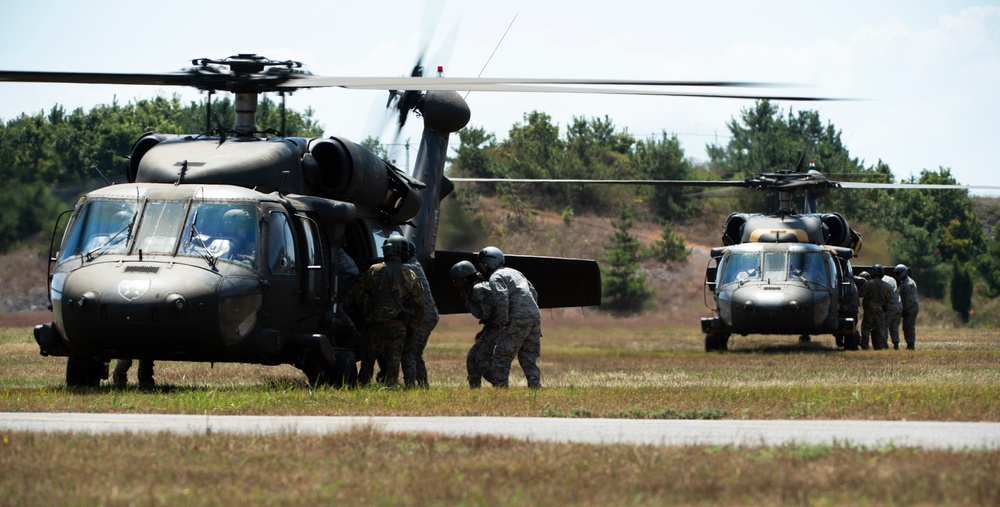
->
[302,137,422,222]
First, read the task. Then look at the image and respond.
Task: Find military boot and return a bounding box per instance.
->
[112,359,130,387]
[137,360,155,388]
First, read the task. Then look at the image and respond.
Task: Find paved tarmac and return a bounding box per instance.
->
[2,412,998,449]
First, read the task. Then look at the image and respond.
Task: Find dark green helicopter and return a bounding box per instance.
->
[453,162,1000,352]
[4,54,816,386]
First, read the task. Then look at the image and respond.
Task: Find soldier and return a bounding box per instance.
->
[894,264,920,350]
[111,359,155,388]
[857,265,892,350]
[356,235,424,387]
[477,246,542,388]
[882,267,903,349]
[401,240,439,388]
[836,270,861,349]
[331,247,364,359]
[451,260,500,388]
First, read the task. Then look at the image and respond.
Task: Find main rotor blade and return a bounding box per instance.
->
[0,70,196,87]
[285,76,787,88]
[284,78,838,100]
[450,178,747,187]
[451,178,1000,192]
[838,181,1000,191]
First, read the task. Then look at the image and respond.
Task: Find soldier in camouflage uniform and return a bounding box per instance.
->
[857,265,892,350]
[452,260,500,388]
[893,264,919,350]
[112,359,155,388]
[882,269,903,349]
[835,272,860,349]
[477,246,542,388]
[331,247,364,356]
[356,235,424,387]
[401,240,439,388]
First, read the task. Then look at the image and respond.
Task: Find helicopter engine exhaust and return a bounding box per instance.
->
[303,137,422,222]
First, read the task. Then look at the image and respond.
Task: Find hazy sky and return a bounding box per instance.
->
[2,1,997,195]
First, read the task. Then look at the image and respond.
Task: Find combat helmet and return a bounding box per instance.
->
[382,234,408,259]
[451,260,478,280]
[894,264,908,277]
[222,208,253,230]
[477,246,504,274]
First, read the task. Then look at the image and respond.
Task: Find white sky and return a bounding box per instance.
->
[1,1,998,195]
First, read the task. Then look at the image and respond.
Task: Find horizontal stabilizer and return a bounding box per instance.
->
[429,250,602,314]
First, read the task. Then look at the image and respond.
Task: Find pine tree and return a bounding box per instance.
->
[601,205,653,315]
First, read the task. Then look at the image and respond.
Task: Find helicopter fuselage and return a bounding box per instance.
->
[702,242,855,343]
[34,182,368,368]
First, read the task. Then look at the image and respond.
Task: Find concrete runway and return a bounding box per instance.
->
[2,412,998,449]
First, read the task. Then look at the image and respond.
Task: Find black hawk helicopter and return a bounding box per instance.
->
[452,161,1000,352]
[2,54,833,386]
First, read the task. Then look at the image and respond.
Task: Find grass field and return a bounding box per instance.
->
[2,315,999,505]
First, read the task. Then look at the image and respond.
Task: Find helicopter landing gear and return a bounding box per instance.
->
[842,332,860,351]
[300,350,358,388]
[705,333,730,352]
[65,355,108,387]
[799,334,811,343]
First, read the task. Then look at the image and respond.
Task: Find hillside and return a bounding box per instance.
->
[5,196,997,329]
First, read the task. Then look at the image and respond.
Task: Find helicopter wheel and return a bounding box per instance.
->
[65,356,107,387]
[705,333,730,352]
[843,332,860,351]
[300,351,357,388]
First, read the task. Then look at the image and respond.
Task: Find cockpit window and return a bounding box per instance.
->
[181,203,259,269]
[134,201,187,254]
[788,252,829,285]
[267,211,297,276]
[719,252,761,285]
[59,200,137,261]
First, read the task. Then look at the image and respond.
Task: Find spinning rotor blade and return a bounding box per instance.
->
[0,62,838,101]
[838,181,1000,191]
[451,177,1000,192]
[450,178,746,187]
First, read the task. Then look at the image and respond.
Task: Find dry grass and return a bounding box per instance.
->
[2,317,998,420]
[1,430,997,506]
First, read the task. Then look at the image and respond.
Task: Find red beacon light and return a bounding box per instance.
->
[437,65,443,77]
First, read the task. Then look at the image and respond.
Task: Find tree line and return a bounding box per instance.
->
[444,101,999,317]
[0,94,321,251]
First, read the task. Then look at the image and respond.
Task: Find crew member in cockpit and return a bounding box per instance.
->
[206,209,257,267]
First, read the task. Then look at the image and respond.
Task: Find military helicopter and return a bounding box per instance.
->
[3,53,824,386]
[453,159,1000,352]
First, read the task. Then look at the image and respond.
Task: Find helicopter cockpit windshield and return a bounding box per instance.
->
[719,249,835,287]
[720,252,762,285]
[59,200,137,261]
[181,203,259,269]
[787,251,831,285]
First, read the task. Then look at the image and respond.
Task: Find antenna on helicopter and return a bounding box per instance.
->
[89,165,112,186]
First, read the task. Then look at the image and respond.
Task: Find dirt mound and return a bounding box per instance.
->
[0,245,50,314]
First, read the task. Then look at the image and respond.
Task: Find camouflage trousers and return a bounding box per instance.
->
[902,310,918,349]
[467,326,499,387]
[490,317,541,388]
[861,305,887,350]
[359,321,407,387]
[402,317,438,388]
[112,359,155,387]
[884,304,902,346]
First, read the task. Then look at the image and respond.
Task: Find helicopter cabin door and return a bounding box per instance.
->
[259,206,311,329]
